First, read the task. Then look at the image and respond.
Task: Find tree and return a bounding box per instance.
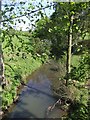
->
[66,2,90,85]
[0,0,6,88]
[34,2,90,85]
[66,8,73,86]
[0,0,54,87]
[1,0,55,112]
[1,1,90,88]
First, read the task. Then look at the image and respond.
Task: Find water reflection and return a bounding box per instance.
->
[5,62,66,119]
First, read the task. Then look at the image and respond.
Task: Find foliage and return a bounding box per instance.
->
[1,0,54,111]
[2,51,43,110]
[71,52,90,83]
[34,2,90,59]
[2,28,50,110]
[1,1,90,119]
[66,51,89,120]
[67,100,88,120]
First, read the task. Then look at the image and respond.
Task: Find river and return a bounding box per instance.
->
[2,60,67,119]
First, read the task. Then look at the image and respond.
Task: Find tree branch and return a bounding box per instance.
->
[1,4,55,23]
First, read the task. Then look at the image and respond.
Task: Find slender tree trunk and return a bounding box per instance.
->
[0,0,3,117]
[0,0,5,87]
[66,13,73,86]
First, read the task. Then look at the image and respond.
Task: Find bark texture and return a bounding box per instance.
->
[66,14,73,86]
[0,1,5,87]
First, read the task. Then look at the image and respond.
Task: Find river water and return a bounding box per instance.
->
[3,61,66,119]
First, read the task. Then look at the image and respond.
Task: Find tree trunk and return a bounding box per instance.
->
[66,14,73,86]
[0,1,5,87]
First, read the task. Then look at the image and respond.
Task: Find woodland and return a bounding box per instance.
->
[0,1,90,119]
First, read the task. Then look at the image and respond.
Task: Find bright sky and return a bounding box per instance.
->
[2,0,55,31]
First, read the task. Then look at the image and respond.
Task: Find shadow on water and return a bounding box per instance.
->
[6,100,38,119]
[2,61,67,119]
[21,82,55,98]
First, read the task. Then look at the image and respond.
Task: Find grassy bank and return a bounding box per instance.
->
[51,52,89,119]
[1,29,50,111]
[1,30,49,112]
[2,54,43,111]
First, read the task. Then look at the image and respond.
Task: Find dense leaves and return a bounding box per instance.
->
[1,1,90,119]
[1,0,53,110]
[71,52,90,82]
[67,100,88,120]
[34,2,90,60]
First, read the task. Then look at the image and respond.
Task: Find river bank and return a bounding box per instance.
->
[1,59,89,119]
[1,55,44,119]
[1,60,68,119]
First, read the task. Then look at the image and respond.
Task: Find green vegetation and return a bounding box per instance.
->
[2,30,50,110]
[0,1,90,119]
[2,54,42,110]
[71,55,80,67]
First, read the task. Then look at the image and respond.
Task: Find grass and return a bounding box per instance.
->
[2,29,89,113]
[71,55,80,67]
[2,31,44,110]
[2,53,43,110]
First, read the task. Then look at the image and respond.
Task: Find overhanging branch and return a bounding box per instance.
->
[0,4,55,23]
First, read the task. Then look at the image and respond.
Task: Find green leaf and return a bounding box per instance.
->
[76,26,78,30]
[10,7,14,11]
